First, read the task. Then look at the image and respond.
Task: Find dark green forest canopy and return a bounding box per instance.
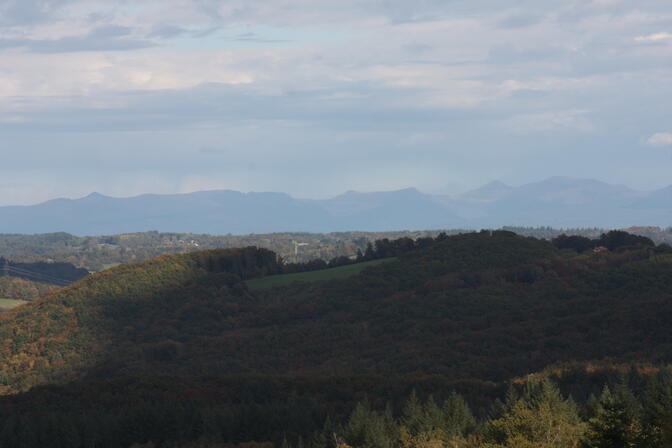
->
[2,366,672,448]
[1,230,671,396]
[0,231,671,447]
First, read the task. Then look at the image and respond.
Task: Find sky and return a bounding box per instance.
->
[0,0,671,205]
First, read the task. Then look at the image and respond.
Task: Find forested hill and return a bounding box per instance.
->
[1,231,671,394]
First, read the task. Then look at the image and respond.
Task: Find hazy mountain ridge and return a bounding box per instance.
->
[0,177,669,235]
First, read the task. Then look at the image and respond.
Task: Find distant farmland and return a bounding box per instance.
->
[246,258,395,290]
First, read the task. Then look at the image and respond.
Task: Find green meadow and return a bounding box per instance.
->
[0,298,27,312]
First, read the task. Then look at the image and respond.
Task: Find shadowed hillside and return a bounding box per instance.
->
[2,231,671,396]
[0,246,282,392]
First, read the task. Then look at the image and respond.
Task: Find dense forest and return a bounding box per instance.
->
[0,230,671,447]
[0,276,59,301]
[3,367,672,448]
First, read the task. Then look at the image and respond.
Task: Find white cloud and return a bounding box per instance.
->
[0,50,256,100]
[502,109,597,134]
[647,133,672,147]
[635,33,672,42]
[635,32,672,42]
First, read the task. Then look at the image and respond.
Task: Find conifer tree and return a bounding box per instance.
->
[485,378,584,448]
[443,392,476,438]
[402,390,426,436]
[344,400,395,448]
[580,386,643,448]
[641,367,672,447]
[311,416,340,448]
[424,395,444,432]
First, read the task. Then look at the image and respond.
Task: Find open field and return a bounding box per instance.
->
[0,298,27,312]
[246,258,396,290]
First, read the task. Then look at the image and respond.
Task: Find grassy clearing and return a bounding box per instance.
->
[246,258,396,291]
[0,298,28,311]
[101,263,122,271]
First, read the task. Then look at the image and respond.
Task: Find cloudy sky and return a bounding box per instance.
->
[0,0,671,205]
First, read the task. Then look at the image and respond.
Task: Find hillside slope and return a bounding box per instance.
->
[1,232,671,394]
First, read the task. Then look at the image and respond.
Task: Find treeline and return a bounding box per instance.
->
[282,234,441,273]
[310,371,672,448]
[505,226,672,245]
[274,229,672,275]
[2,367,672,447]
[552,230,671,253]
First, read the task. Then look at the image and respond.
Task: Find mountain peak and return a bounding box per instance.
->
[483,180,511,189]
[461,180,514,201]
[81,192,107,200]
[339,187,420,195]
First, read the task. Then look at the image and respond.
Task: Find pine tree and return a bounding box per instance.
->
[580,386,643,448]
[443,392,476,438]
[424,395,444,432]
[485,378,584,448]
[311,416,339,448]
[344,400,396,448]
[641,367,672,447]
[402,390,426,436]
[345,400,374,446]
[364,242,375,260]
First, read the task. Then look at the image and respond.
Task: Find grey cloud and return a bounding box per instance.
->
[232,32,289,43]
[508,89,549,100]
[186,0,531,26]
[553,0,672,24]
[403,42,433,55]
[0,82,504,134]
[0,0,71,26]
[89,25,132,38]
[200,0,664,26]
[148,25,189,39]
[497,13,545,29]
[0,25,154,52]
[487,44,570,64]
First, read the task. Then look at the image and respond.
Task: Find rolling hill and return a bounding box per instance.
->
[1,231,671,395]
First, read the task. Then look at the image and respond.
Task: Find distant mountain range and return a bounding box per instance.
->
[0,177,670,235]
